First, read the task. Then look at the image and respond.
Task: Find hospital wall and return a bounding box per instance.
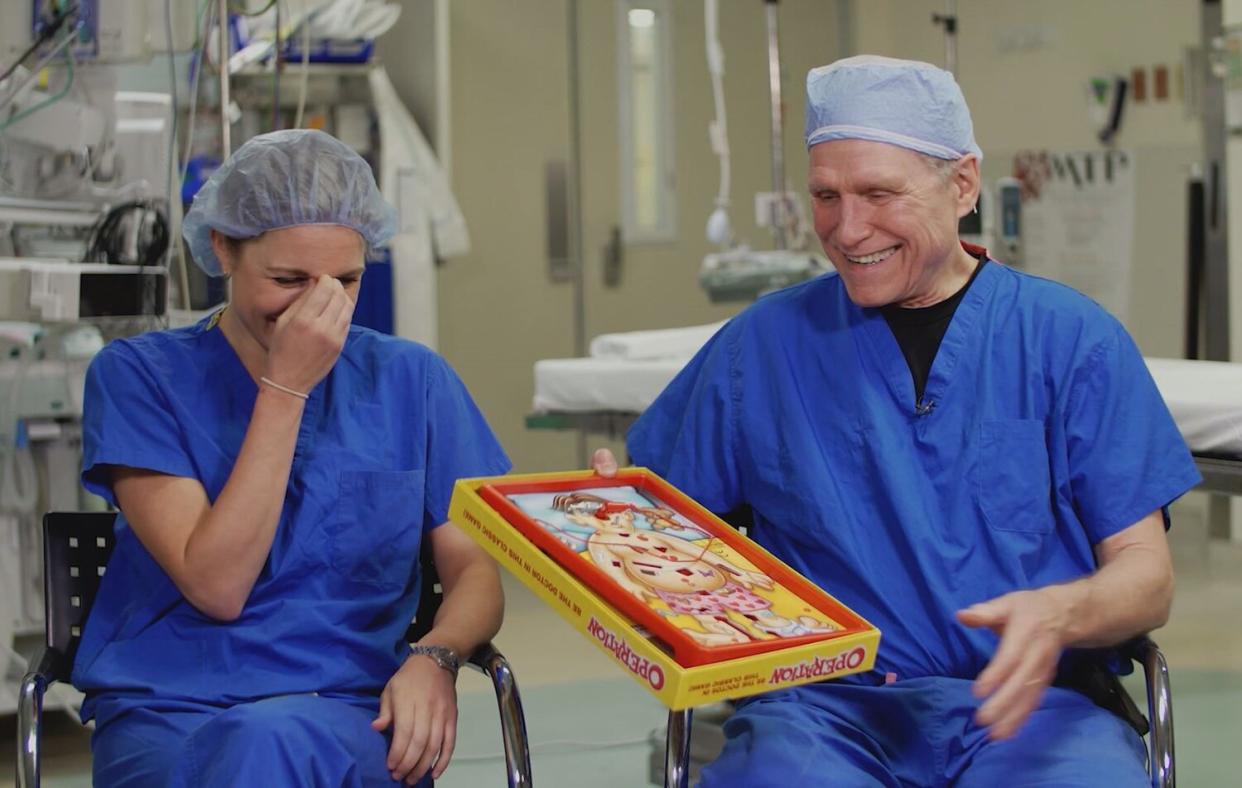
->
[854,0,1202,360]
[435,0,849,473]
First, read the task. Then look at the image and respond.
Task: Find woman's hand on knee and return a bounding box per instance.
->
[371,654,458,784]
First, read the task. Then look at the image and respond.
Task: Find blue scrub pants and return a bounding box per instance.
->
[90,693,431,787]
[698,677,1148,787]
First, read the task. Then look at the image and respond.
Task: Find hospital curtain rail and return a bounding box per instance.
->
[17,511,533,788]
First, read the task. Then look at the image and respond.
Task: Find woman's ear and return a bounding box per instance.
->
[209,229,237,277]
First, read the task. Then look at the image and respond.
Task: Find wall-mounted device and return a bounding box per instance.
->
[958,177,1023,267]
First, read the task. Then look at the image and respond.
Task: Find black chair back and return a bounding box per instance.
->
[43,512,441,666]
[407,536,442,643]
[41,511,118,682]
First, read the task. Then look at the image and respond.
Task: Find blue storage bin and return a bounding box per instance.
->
[281,38,375,64]
[352,247,394,335]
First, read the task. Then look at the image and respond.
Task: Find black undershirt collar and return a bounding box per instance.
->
[880,255,987,404]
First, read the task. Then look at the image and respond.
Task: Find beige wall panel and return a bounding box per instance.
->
[439,1,848,472]
[577,0,845,336]
[439,0,578,472]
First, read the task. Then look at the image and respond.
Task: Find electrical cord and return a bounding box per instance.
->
[0,28,74,113]
[180,0,215,187]
[0,0,79,84]
[84,202,169,319]
[293,0,311,128]
[84,202,170,268]
[164,0,179,210]
[273,0,282,130]
[0,34,77,127]
[176,0,217,310]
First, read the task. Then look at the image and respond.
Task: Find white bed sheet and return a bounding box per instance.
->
[1144,358,1242,457]
[532,357,689,415]
[533,354,1242,458]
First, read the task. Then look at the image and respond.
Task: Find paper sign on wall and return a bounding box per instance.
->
[1011,149,1136,323]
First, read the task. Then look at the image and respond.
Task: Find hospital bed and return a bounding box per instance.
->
[529,334,1242,497]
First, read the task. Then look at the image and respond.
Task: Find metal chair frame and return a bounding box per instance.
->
[18,511,533,788]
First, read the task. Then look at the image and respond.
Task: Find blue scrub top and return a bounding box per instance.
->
[75,317,510,723]
[628,259,1200,683]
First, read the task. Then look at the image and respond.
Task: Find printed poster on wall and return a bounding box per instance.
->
[1011,150,1135,323]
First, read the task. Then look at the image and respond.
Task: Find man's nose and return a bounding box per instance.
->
[832,197,873,249]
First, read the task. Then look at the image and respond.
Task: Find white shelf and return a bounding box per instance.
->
[0,258,168,275]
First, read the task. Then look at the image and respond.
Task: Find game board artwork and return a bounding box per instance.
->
[504,486,842,649]
[454,469,882,707]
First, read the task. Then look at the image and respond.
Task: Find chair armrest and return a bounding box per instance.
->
[466,642,532,788]
[1125,637,1175,788]
[17,646,60,788]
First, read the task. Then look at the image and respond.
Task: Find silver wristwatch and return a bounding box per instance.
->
[409,644,460,678]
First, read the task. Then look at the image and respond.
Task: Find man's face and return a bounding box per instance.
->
[214,225,366,350]
[808,139,979,308]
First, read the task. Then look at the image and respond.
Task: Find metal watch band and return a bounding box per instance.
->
[408,644,460,678]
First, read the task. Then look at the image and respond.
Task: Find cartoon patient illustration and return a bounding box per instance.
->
[551,493,837,646]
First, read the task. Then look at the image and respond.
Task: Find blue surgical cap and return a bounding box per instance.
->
[182,129,398,277]
[804,55,982,162]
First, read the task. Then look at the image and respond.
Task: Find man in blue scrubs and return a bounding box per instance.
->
[600,56,1200,786]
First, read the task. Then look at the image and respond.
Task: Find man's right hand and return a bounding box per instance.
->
[591,448,619,477]
[264,274,354,394]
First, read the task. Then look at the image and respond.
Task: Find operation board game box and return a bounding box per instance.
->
[448,469,881,709]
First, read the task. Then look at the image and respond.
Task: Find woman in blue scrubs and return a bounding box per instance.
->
[76,129,509,787]
[597,56,1199,786]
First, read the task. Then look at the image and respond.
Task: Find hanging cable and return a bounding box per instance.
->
[84,202,170,268]
[293,0,311,128]
[164,0,180,222]
[272,0,282,131]
[0,25,77,116]
[704,0,733,248]
[176,0,216,310]
[0,49,76,133]
[0,0,79,84]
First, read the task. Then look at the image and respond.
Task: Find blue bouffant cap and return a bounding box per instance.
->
[804,55,982,162]
[182,129,397,277]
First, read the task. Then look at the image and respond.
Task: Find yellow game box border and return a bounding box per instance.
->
[449,469,881,710]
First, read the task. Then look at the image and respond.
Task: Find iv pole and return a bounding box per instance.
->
[217,0,231,157]
[763,0,787,250]
[932,0,958,77]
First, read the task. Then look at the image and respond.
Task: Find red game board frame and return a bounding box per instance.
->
[477,469,873,667]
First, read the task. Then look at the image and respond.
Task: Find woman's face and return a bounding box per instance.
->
[212,225,366,351]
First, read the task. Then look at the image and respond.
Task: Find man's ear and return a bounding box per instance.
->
[953,154,982,220]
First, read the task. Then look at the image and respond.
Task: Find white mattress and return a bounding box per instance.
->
[588,321,726,361]
[532,357,689,414]
[1144,358,1242,457]
[532,354,1242,458]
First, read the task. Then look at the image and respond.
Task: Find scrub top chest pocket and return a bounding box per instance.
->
[974,419,1055,535]
[327,469,426,590]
